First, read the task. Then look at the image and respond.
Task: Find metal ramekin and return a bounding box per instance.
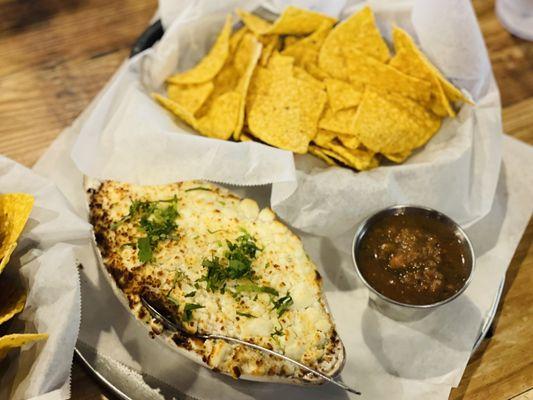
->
[351,205,475,321]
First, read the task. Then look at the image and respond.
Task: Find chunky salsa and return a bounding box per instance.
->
[356,210,472,305]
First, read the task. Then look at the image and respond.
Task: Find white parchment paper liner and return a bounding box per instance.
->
[0,157,91,400]
[30,0,533,399]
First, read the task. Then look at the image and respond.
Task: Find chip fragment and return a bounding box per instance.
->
[0,278,26,325]
[167,81,214,115]
[0,194,34,274]
[167,16,233,84]
[0,333,48,360]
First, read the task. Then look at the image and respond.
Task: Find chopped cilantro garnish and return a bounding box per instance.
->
[185,187,211,192]
[272,293,293,317]
[137,237,152,263]
[237,311,256,318]
[236,284,278,296]
[200,234,261,293]
[183,303,204,321]
[271,326,283,337]
[119,196,179,263]
[184,291,196,298]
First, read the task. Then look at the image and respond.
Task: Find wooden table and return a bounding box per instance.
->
[1,0,531,398]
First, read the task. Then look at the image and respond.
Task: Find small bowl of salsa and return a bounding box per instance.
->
[352,205,474,321]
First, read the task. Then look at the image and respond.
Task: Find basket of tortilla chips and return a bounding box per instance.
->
[153,6,472,172]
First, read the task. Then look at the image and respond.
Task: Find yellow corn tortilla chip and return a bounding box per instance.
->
[237,9,272,35]
[281,21,332,78]
[353,89,441,154]
[233,35,262,140]
[383,150,412,163]
[197,91,241,140]
[258,35,280,66]
[318,106,358,136]
[389,28,454,117]
[0,278,26,325]
[294,67,325,90]
[166,16,232,84]
[321,140,377,171]
[284,36,299,48]
[389,27,472,107]
[325,79,364,112]
[268,6,336,35]
[153,94,197,128]
[167,81,214,115]
[247,59,327,153]
[238,133,254,142]
[229,27,248,54]
[308,145,338,166]
[0,333,48,360]
[337,134,361,150]
[320,46,432,103]
[313,129,336,146]
[0,194,34,275]
[320,6,390,64]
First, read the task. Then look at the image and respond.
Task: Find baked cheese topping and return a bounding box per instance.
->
[89,180,343,380]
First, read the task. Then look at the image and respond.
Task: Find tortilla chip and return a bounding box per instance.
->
[268,6,336,35]
[281,21,332,78]
[320,140,377,170]
[308,145,338,166]
[247,59,327,153]
[389,27,472,107]
[353,89,441,154]
[197,91,241,140]
[294,67,325,90]
[233,35,262,140]
[318,106,358,136]
[239,133,254,142]
[0,333,48,360]
[325,79,364,112]
[229,27,249,54]
[0,194,34,275]
[319,6,390,65]
[337,134,361,150]
[383,150,412,163]
[167,81,214,115]
[152,94,197,128]
[0,278,26,325]
[313,129,337,146]
[166,16,232,84]
[259,35,280,66]
[320,47,432,103]
[389,28,454,117]
[237,9,272,35]
[283,36,299,48]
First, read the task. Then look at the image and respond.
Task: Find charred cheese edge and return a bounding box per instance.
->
[87,179,344,383]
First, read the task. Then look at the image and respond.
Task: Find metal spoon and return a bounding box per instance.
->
[141,296,360,395]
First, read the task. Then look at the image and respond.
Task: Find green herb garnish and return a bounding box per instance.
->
[272,293,293,317]
[137,237,152,263]
[184,291,196,298]
[237,311,256,318]
[200,234,261,292]
[119,196,179,263]
[183,303,204,321]
[236,284,278,296]
[185,187,211,192]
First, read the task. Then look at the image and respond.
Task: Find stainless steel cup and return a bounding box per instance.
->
[351,205,475,321]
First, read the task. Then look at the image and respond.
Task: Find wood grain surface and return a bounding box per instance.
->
[0,0,532,399]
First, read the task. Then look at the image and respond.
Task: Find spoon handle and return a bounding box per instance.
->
[207,333,360,395]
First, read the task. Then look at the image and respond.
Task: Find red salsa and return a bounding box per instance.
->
[356,210,472,305]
